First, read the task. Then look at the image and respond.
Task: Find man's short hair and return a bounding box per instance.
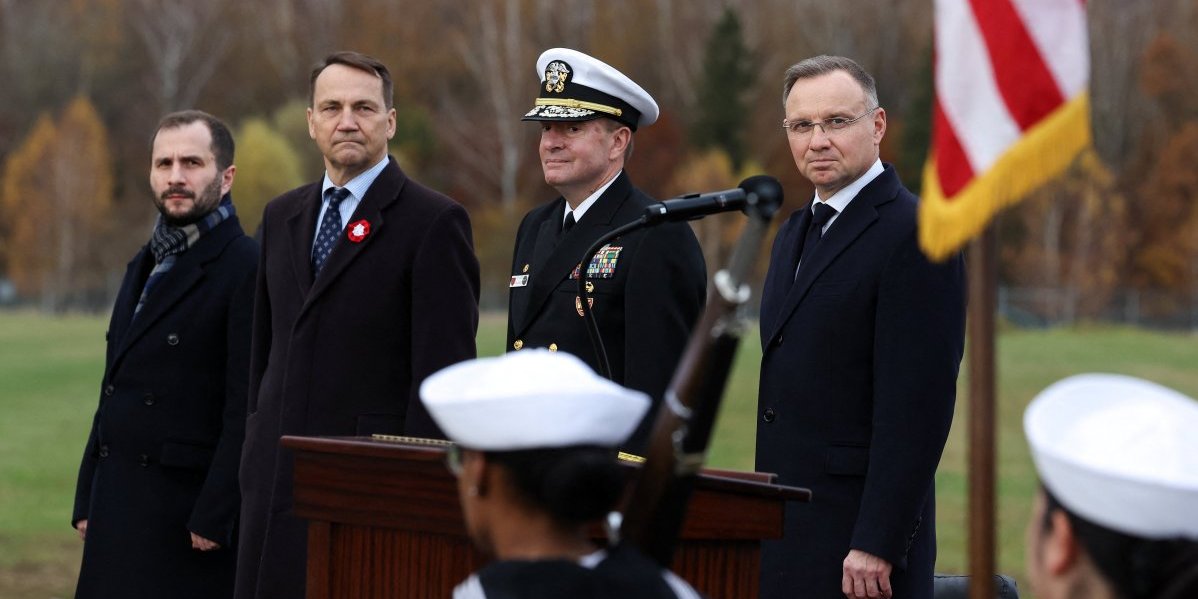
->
[310,51,394,110]
[782,55,879,109]
[155,110,235,170]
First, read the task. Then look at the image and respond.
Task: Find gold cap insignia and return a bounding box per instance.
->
[544,60,570,93]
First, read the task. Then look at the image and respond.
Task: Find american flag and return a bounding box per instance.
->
[920,0,1091,261]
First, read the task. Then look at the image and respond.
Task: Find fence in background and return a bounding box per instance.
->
[999,287,1198,331]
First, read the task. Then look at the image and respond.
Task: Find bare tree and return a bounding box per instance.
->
[1089,0,1155,171]
[252,0,345,93]
[442,0,530,211]
[128,0,236,113]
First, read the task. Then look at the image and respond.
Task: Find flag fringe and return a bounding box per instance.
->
[918,93,1092,261]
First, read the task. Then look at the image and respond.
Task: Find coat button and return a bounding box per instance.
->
[166,333,180,346]
[143,393,155,406]
[771,335,784,348]
[762,408,777,423]
[548,343,558,352]
[138,454,149,467]
[513,339,524,350]
[104,384,114,397]
[99,445,109,458]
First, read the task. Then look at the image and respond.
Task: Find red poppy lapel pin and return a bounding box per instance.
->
[347,219,371,243]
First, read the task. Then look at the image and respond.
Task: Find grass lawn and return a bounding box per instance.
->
[2,310,1196,598]
[0,313,107,598]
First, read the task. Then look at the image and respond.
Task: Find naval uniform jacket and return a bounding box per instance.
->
[755,165,966,599]
[506,171,706,449]
[235,157,480,599]
[72,214,257,599]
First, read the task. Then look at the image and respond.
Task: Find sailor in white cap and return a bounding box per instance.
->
[420,349,701,599]
[1024,373,1198,599]
[505,48,706,454]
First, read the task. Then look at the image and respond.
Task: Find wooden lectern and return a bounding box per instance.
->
[284,436,809,599]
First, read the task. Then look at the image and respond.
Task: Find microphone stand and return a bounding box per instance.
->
[616,177,783,565]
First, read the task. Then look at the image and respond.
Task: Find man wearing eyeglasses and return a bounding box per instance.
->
[756,55,966,599]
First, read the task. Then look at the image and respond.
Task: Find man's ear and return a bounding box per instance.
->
[609,126,632,160]
[220,165,236,196]
[1044,509,1082,575]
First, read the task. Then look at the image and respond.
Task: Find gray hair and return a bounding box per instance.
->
[782,55,879,108]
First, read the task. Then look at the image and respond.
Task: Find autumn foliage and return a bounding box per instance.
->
[0,1,1194,319]
[1,98,114,311]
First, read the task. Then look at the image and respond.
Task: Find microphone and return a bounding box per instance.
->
[644,175,782,223]
[738,174,784,221]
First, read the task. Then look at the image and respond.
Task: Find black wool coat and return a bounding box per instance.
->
[235,157,480,599]
[756,165,966,599]
[73,214,257,599]
[506,171,707,450]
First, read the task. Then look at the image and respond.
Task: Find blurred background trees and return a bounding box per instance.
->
[0,0,1195,324]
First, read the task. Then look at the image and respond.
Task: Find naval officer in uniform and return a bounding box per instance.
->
[506,48,706,451]
[1024,374,1198,599]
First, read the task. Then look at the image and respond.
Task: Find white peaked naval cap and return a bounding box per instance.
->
[1025,373,1198,540]
[419,349,651,451]
[522,47,659,131]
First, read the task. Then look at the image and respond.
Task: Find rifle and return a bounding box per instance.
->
[617,175,784,566]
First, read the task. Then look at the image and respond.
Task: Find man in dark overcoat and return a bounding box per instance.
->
[756,55,966,599]
[72,110,257,598]
[507,48,706,450]
[235,51,480,599]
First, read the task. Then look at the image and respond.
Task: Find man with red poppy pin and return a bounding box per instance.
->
[236,51,480,599]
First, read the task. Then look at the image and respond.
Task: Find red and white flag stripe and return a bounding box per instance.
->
[921,0,1090,260]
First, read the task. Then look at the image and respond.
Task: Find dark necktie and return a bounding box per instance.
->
[562,211,576,235]
[312,187,350,273]
[797,202,838,274]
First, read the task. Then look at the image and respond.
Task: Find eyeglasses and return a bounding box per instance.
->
[445,444,463,477]
[782,106,878,136]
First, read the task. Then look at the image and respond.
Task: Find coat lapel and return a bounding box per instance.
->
[509,210,562,333]
[108,249,151,360]
[112,218,241,367]
[283,186,320,295]
[302,158,404,311]
[760,206,811,338]
[516,172,632,335]
[765,168,900,343]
